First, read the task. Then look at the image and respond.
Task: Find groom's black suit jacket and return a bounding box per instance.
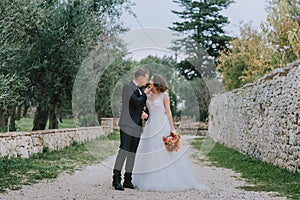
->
[118,80,147,137]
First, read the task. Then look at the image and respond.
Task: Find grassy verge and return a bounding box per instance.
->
[191,137,300,200]
[15,117,76,132]
[0,130,120,193]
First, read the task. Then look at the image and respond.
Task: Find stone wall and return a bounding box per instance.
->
[0,122,113,158]
[176,121,208,135]
[208,60,300,172]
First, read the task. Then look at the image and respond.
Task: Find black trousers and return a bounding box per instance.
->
[113,129,140,174]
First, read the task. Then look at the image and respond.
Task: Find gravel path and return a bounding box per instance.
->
[0,136,287,200]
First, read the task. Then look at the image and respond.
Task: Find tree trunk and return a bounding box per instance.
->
[49,109,58,129]
[0,109,8,132]
[15,102,23,120]
[32,105,48,131]
[23,103,29,117]
[9,105,16,132]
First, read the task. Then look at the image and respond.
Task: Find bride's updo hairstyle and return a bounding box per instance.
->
[152,74,168,93]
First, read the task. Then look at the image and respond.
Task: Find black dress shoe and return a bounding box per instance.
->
[123,181,135,189]
[112,182,124,191]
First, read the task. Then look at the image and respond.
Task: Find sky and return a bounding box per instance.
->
[121,0,268,60]
[122,0,267,35]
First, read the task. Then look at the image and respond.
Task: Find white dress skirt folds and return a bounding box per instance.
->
[132,92,205,191]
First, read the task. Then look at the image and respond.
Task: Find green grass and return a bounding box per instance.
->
[191,137,300,200]
[15,117,76,132]
[0,130,120,193]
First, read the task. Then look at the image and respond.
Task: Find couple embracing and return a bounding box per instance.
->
[112,68,205,191]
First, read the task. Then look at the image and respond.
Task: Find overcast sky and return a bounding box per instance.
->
[121,0,268,60]
[122,0,268,36]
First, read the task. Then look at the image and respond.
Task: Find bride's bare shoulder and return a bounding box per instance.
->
[162,92,169,98]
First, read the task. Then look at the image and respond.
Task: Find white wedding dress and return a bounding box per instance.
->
[132,92,205,191]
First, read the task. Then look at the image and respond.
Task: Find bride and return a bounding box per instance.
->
[132,74,205,191]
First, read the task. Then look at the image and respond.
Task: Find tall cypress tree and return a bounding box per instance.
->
[169,0,233,121]
[170,0,233,79]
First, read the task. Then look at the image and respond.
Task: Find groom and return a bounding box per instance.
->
[112,68,150,191]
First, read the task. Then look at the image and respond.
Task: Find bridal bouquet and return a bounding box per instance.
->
[162,131,181,152]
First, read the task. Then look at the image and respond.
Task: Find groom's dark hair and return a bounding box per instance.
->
[134,68,149,78]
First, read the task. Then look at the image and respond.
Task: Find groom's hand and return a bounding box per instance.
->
[141,111,148,120]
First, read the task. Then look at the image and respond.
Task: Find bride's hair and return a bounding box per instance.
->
[152,74,168,92]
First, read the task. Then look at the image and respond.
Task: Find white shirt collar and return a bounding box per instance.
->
[133,80,142,95]
[133,80,139,87]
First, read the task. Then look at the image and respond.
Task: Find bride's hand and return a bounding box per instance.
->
[144,87,151,95]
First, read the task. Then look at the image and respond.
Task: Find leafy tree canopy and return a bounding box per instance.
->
[217,0,300,91]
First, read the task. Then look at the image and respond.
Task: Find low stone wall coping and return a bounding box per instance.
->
[0,125,113,159]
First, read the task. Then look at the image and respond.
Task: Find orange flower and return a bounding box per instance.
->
[162,131,181,152]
